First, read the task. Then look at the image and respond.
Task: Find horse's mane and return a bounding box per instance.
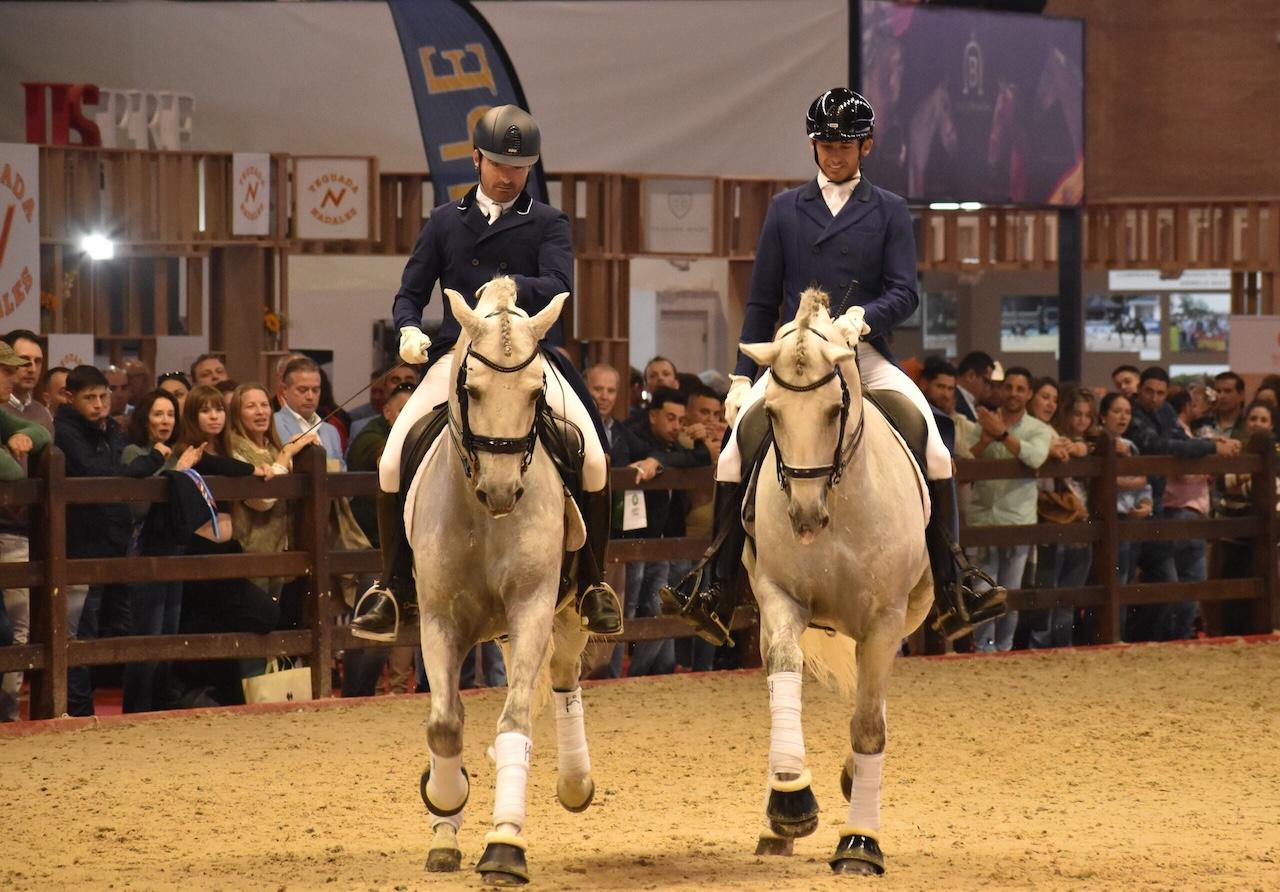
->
[789,287,832,378]
[472,276,525,358]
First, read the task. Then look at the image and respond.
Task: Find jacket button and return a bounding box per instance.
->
[471,259,480,267]
[812,246,820,254]
[841,247,849,255]
[499,261,508,270]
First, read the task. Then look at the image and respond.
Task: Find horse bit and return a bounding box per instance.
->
[767,327,866,491]
[448,310,546,480]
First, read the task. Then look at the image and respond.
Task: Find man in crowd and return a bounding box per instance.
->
[190,353,229,387]
[625,386,710,675]
[1,330,53,434]
[39,366,71,409]
[921,355,958,416]
[349,364,420,443]
[274,356,345,468]
[1201,371,1246,441]
[954,351,996,421]
[683,383,727,463]
[627,355,680,425]
[0,341,51,721]
[123,359,153,412]
[55,365,168,715]
[1112,364,1141,398]
[958,366,1053,652]
[1125,366,1239,641]
[104,364,130,420]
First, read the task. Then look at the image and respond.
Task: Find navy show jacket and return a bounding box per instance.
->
[392,185,574,367]
[735,176,919,379]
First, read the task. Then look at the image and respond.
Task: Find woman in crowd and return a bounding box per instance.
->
[156,371,191,411]
[120,389,202,712]
[1028,376,1059,428]
[228,383,319,610]
[1030,386,1097,648]
[1099,392,1153,587]
[173,385,278,705]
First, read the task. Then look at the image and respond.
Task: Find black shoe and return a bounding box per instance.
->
[925,479,1008,641]
[577,583,623,635]
[351,584,419,642]
[660,481,744,648]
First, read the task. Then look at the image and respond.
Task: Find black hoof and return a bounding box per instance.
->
[830,833,885,876]
[766,784,820,839]
[419,766,469,817]
[477,842,529,885]
[557,777,595,813]
[754,835,795,857]
[425,846,462,872]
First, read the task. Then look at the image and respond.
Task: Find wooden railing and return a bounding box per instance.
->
[0,447,753,720]
[1,436,1275,720]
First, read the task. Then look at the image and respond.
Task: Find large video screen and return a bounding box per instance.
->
[860,0,1084,206]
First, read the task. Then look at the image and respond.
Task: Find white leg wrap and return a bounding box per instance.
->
[431,810,463,834]
[767,671,806,778]
[426,750,468,813]
[553,689,591,778]
[492,731,532,834]
[844,751,885,833]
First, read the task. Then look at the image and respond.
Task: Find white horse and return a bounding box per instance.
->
[409,279,596,885]
[739,288,933,876]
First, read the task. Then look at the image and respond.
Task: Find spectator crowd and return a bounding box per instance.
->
[0,330,1273,719]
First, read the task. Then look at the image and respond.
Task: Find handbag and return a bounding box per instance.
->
[1038,486,1088,524]
[242,657,313,704]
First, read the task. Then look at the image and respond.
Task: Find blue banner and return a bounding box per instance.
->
[386,0,547,206]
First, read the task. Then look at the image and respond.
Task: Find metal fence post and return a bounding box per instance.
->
[28,448,68,719]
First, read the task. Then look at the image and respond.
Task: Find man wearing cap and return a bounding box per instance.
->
[0,342,52,721]
[352,105,622,642]
[663,87,1007,645]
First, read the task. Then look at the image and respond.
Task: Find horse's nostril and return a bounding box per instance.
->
[514,486,525,502]
[476,490,488,505]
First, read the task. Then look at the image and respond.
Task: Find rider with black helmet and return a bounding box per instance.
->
[352,105,623,642]
[662,88,1007,645]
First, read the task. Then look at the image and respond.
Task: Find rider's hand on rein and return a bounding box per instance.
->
[399,326,432,364]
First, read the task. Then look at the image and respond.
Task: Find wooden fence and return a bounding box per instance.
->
[1,437,1276,720]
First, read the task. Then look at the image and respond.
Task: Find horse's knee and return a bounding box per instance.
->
[851,711,886,755]
[765,640,804,675]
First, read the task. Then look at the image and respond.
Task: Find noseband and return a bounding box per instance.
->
[448,313,545,479]
[767,329,865,491]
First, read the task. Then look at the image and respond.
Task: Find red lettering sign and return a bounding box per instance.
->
[22,82,102,146]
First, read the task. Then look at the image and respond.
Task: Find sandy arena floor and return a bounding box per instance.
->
[3,640,1279,891]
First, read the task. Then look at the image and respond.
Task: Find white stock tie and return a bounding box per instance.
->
[822,179,857,217]
[487,203,502,225]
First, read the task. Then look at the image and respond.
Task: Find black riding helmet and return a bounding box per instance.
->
[473,104,541,168]
[806,88,875,142]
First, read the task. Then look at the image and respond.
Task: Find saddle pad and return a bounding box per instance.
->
[399,402,450,506]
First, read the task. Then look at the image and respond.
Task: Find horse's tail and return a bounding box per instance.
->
[799,627,858,700]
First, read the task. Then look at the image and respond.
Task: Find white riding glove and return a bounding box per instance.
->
[724,375,753,427]
[398,326,432,364]
[834,306,871,348]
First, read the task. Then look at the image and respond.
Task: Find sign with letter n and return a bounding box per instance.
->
[386,0,547,206]
[0,143,40,332]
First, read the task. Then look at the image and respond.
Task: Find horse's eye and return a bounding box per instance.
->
[828,406,842,422]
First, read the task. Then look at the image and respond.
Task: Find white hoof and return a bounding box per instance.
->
[556,774,595,813]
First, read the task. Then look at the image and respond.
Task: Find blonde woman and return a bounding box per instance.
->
[228,383,319,597]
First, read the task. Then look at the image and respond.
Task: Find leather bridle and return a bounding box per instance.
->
[448,311,546,480]
[767,327,865,492]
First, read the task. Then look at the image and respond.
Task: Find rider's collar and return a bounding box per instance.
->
[457,186,533,216]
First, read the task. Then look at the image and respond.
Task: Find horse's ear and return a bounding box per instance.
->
[529,292,568,340]
[739,341,781,368]
[819,339,855,367]
[445,288,482,340]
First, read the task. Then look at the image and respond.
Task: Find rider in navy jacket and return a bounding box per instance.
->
[352,105,621,642]
[735,176,917,378]
[664,88,1007,646]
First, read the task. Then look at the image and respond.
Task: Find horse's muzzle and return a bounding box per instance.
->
[789,506,830,545]
[476,483,524,517]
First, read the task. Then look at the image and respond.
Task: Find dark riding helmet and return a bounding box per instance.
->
[806,88,875,141]
[473,105,541,168]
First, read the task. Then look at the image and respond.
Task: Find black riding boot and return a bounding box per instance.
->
[576,488,623,635]
[926,477,1008,641]
[659,481,746,647]
[350,490,418,642]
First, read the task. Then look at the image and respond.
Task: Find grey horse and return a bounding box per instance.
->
[409,278,596,885]
[736,288,933,876]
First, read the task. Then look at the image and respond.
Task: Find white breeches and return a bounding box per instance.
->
[379,354,607,493]
[717,342,952,483]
